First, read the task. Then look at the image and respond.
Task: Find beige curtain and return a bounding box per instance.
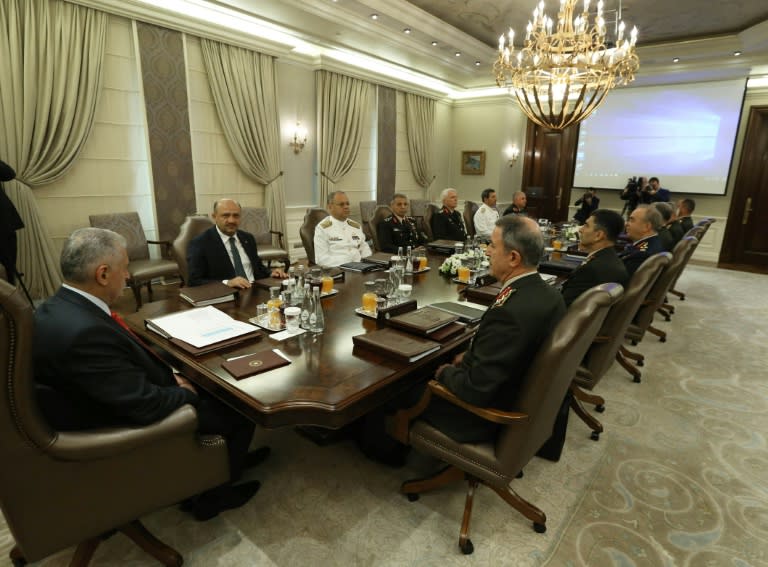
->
[316,70,373,205]
[200,39,286,241]
[404,93,436,198]
[0,0,107,298]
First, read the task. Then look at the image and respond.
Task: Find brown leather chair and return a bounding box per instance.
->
[423,203,439,241]
[172,215,214,286]
[299,208,330,265]
[667,226,704,302]
[369,205,393,252]
[240,207,289,269]
[408,199,430,239]
[0,280,229,566]
[622,237,697,354]
[388,283,623,554]
[570,253,671,439]
[463,201,479,238]
[359,200,378,242]
[89,212,179,310]
[0,263,7,282]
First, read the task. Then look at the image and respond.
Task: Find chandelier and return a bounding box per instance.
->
[493,0,639,130]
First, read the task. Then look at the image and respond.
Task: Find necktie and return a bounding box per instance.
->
[111,311,167,366]
[229,237,247,279]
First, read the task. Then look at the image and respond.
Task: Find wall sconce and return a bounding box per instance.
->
[289,122,308,154]
[505,144,520,167]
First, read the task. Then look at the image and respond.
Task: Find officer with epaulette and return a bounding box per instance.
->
[314,191,372,266]
[377,193,426,253]
[431,188,467,241]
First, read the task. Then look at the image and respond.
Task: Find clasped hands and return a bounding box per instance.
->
[435,351,465,379]
[226,268,288,290]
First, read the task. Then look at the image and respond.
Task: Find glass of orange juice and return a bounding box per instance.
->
[362,292,377,314]
[457,265,471,283]
[418,256,428,271]
[321,276,334,294]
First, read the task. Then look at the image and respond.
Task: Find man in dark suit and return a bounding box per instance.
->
[673,198,696,239]
[620,204,664,278]
[561,209,629,307]
[188,198,286,288]
[423,215,566,442]
[653,202,676,251]
[377,193,426,253]
[431,188,467,241]
[502,191,529,216]
[0,159,24,284]
[34,228,264,520]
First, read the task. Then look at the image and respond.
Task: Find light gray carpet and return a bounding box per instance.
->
[1,264,766,566]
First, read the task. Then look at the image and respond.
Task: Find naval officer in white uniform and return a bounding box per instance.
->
[314,191,372,266]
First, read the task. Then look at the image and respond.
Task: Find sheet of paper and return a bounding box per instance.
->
[147,306,256,348]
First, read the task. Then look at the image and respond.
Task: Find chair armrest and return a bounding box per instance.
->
[592,335,611,343]
[269,230,285,248]
[147,239,173,255]
[429,381,529,425]
[386,380,528,444]
[45,405,199,461]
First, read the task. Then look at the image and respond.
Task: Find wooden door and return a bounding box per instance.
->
[521,121,580,222]
[719,106,768,270]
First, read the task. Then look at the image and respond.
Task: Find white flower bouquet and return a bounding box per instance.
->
[562,224,580,241]
[438,252,468,276]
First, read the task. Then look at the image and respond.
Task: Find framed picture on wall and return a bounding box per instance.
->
[461,151,486,175]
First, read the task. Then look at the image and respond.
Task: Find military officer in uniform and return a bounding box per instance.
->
[431,188,467,241]
[473,188,499,241]
[620,204,664,278]
[314,191,372,266]
[377,193,425,253]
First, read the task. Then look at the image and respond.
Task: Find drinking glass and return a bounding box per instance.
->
[457,264,470,283]
[284,306,301,333]
[398,283,412,299]
[321,276,334,294]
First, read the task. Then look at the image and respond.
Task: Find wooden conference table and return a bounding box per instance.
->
[126,254,477,430]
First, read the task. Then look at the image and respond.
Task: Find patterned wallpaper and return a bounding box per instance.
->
[136,22,196,245]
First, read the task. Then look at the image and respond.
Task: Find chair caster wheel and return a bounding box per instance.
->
[533,522,546,534]
[590,431,600,441]
[633,376,641,383]
[631,340,638,346]
[595,404,605,413]
[637,360,644,367]
[660,337,667,343]
[516,470,524,479]
[460,539,474,555]
[406,493,419,502]
[664,316,671,322]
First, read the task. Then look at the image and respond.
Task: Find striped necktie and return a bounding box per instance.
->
[229,237,247,278]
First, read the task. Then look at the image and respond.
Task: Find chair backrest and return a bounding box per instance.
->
[668,234,700,291]
[89,212,149,261]
[632,238,696,337]
[300,208,330,265]
[423,204,439,241]
[463,201,479,237]
[409,199,429,236]
[369,205,393,252]
[359,200,378,241]
[240,207,273,245]
[172,215,214,285]
[495,283,624,468]
[578,252,672,386]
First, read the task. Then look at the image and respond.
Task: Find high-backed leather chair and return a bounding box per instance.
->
[570,253,671,439]
[668,227,703,302]
[240,207,289,269]
[359,200,378,242]
[89,212,179,310]
[463,201,479,238]
[369,205,393,252]
[408,199,430,238]
[623,237,697,352]
[299,208,330,265]
[388,283,623,554]
[172,215,214,286]
[423,203,439,241]
[0,280,229,566]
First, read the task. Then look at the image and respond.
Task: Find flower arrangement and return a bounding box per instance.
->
[438,253,468,276]
[562,224,580,241]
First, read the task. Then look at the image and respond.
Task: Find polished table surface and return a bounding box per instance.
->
[126,255,476,429]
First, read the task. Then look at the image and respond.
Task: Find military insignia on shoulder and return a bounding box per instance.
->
[492,286,516,309]
[319,219,332,229]
[347,219,361,229]
[636,240,649,251]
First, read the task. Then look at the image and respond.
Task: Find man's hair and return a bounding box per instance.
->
[440,188,456,202]
[680,198,696,214]
[653,202,674,223]
[495,215,543,267]
[649,177,660,184]
[636,204,663,231]
[391,193,408,204]
[212,199,241,213]
[61,227,126,283]
[481,188,495,202]
[513,191,526,202]
[590,209,624,242]
[327,191,347,205]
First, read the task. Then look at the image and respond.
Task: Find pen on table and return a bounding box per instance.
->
[226,353,252,362]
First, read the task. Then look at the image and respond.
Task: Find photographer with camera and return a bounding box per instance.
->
[644,177,670,203]
[620,176,646,218]
[573,188,600,224]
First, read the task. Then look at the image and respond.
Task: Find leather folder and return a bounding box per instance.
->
[222,349,290,380]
